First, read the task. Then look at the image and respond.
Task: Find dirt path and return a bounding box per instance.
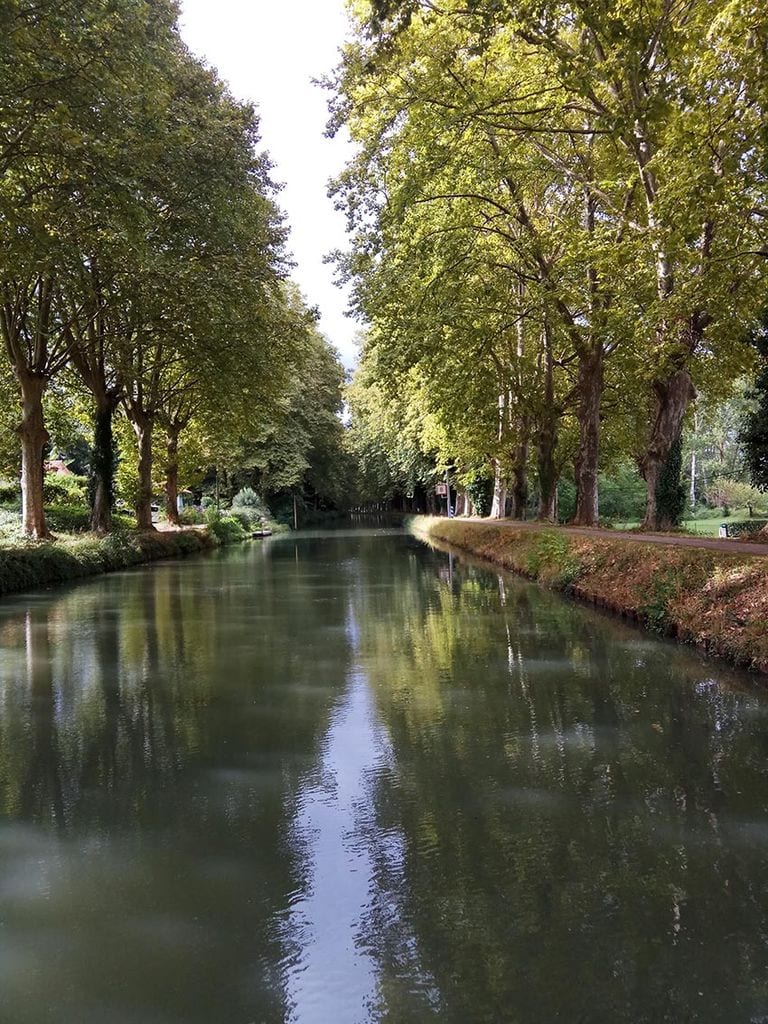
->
[458,518,768,557]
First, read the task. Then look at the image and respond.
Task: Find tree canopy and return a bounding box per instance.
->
[332,0,768,526]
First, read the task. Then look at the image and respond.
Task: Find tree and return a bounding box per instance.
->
[330,0,767,528]
[741,315,768,494]
[0,0,178,536]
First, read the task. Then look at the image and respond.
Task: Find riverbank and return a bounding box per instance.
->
[0,527,232,600]
[410,516,768,675]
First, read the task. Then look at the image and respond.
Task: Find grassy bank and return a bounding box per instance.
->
[0,524,245,601]
[410,516,768,675]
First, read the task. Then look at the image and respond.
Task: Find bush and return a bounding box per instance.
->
[179,507,205,525]
[43,472,88,505]
[231,488,271,526]
[525,531,582,586]
[45,504,91,533]
[0,480,20,505]
[466,473,493,517]
[229,507,263,530]
[204,508,247,544]
[232,486,261,507]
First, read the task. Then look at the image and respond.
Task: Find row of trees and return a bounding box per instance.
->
[1,0,346,538]
[333,0,768,526]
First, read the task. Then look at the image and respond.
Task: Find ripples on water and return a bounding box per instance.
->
[0,531,767,1023]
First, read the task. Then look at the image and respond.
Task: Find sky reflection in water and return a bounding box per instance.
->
[0,531,766,1023]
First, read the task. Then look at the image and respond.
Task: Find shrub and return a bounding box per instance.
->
[229,507,263,529]
[204,508,247,544]
[0,480,20,505]
[525,531,582,586]
[45,505,90,533]
[466,473,493,517]
[638,569,681,633]
[43,472,88,505]
[232,486,261,508]
[231,488,271,525]
[179,507,205,525]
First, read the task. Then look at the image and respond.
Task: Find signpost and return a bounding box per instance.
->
[435,475,453,517]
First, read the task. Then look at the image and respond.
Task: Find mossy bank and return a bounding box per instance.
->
[410,516,768,676]
[0,522,244,601]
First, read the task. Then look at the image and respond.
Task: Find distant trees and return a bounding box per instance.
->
[332,0,767,526]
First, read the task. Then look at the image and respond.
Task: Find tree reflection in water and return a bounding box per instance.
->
[0,534,766,1023]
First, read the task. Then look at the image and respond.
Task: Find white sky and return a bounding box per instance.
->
[178,0,359,368]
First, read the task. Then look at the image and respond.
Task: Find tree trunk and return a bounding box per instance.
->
[17,371,51,539]
[537,419,559,522]
[491,459,507,519]
[132,415,155,531]
[510,439,529,521]
[640,369,696,529]
[572,350,603,526]
[90,392,118,535]
[164,426,180,526]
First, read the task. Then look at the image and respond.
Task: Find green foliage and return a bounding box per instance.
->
[466,474,493,518]
[330,0,767,525]
[741,315,768,491]
[525,532,582,587]
[557,479,577,524]
[598,466,648,523]
[0,480,20,505]
[655,436,686,529]
[43,473,88,506]
[232,487,262,508]
[638,572,682,634]
[204,509,247,544]
[178,508,205,526]
[0,529,216,600]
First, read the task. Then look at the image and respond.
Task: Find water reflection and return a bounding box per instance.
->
[0,533,766,1022]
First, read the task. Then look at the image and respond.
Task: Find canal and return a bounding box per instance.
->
[0,529,767,1023]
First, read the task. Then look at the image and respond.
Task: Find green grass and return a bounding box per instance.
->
[612,514,768,536]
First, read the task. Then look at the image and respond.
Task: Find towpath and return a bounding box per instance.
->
[456,518,768,557]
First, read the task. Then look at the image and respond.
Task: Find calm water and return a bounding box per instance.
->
[0,529,767,1023]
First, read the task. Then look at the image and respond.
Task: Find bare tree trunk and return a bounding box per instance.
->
[17,371,50,539]
[164,426,180,526]
[132,414,155,531]
[491,460,507,519]
[572,349,603,526]
[640,369,696,529]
